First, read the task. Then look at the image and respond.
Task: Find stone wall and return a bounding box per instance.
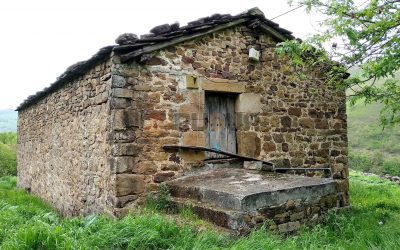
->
[110,24,349,212]
[17,59,115,216]
[17,23,349,217]
[171,190,340,234]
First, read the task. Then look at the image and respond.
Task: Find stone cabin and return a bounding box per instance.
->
[17,8,349,232]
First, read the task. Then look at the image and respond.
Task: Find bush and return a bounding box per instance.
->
[0,132,17,145]
[0,132,17,177]
[383,159,400,177]
[349,150,400,176]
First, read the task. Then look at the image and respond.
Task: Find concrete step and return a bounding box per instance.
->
[169,196,252,232]
[167,168,336,212]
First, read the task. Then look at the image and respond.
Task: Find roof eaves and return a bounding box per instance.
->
[16,45,115,111]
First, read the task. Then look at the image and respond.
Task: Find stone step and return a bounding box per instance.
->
[167,168,336,212]
[169,196,252,232]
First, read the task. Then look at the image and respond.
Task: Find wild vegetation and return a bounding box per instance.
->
[0,132,17,177]
[279,0,400,126]
[346,70,400,176]
[348,101,400,176]
[1,171,400,249]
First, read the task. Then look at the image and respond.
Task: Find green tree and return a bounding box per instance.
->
[277,0,400,126]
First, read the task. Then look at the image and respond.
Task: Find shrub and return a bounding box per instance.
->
[0,143,17,177]
[383,159,400,177]
[349,150,400,176]
[145,183,174,212]
[0,132,17,177]
[0,132,17,145]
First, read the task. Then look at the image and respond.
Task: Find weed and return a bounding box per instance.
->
[2,172,400,249]
[145,183,174,212]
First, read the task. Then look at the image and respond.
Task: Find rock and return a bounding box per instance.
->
[112,75,126,88]
[113,109,142,129]
[112,88,134,98]
[273,133,284,143]
[170,22,180,31]
[243,161,263,170]
[116,174,145,196]
[282,143,289,152]
[237,132,261,157]
[154,172,175,183]
[288,107,302,117]
[115,33,138,45]
[140,33,155,39]
[181,56,194,64]
[112,143,139,156]
[209,13,223,20]
[281,116,292,128]
[145,57,167,66]
[150,24,172,35]
[246,7,265,17]
[263,142,277,153]
[278,221,300,233]
[146,110,167,121]
[116,195,138,208]
[315,119,329,129]
[110,156,135,173]
[299,117,314,128]
[134,161,157,175]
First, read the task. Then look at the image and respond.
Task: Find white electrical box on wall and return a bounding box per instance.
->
[249,48,260,61]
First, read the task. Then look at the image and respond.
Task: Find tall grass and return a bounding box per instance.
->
[349,150,400,176]
[1,171,400,249]
[0,132,17,177]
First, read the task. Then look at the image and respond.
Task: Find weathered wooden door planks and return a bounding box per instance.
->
[205,93,236,158]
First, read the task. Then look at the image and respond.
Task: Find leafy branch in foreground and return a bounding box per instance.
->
[277,0,400,126]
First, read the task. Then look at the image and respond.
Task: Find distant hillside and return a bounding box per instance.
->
[347,70,400,156]
[0,110,17,132]
[346,70,400,175]
[347,102,400,155]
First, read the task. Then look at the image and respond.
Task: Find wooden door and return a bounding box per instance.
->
[205,93,236,158]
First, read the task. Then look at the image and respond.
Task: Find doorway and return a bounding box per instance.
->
[204,93,237,158]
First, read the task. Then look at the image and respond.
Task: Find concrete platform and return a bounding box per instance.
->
[167,168,339,233]
[168,168,336,211]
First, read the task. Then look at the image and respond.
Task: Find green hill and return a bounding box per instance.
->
[347,102,400,155]
[0,110,17,132]
[347,71,400,175]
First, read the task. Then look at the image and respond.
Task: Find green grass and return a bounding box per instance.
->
[0,132,17,177]
[1,172,400,249]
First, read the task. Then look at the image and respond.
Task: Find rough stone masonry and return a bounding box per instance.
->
[17,8,349,232]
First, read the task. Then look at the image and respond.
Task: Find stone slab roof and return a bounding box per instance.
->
[17,7,295,111]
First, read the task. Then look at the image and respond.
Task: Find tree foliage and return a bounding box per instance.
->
[277,0,400,126]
